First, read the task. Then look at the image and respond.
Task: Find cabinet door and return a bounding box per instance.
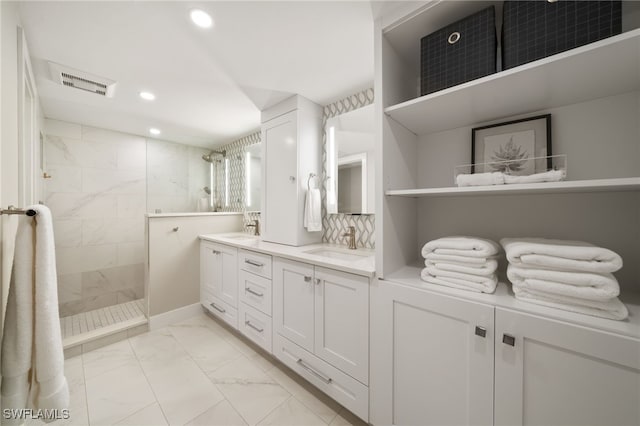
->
[370,280,494,426]
[200,242,219,301]
[273,258,315,352]
[314,267,369,385]
[262,110,298,245]
[217,244,238,307]
[495,308,640,426]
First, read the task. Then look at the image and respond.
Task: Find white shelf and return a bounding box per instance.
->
[384,264,640,339]
[384,29,640,136]
[385,177,640,198]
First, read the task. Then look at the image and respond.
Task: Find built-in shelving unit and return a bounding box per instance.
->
[384,29,640,135]
[386,177,640,198]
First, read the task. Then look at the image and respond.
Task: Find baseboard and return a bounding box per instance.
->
[149,303,203,330]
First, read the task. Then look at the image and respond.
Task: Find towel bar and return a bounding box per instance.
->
[0,205,36,216]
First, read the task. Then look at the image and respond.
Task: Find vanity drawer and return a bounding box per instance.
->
[273,333,369,422]
[203,295,238,329]
[239,270,272,316]
[239,249,272,279]
[239,303,272,353]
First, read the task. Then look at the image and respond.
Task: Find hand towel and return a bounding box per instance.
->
[421,268,498,293]
[1,205,69,424]
[501,238,623,273]
[503,169,566,184]
[512,285,629,321]
[425,258,498,276]
[507,264,620,301]
[421,237,500,259]
[303,188,322,232]
[456,172,505,187]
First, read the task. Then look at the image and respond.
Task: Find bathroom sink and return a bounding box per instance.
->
[304,248,371,262]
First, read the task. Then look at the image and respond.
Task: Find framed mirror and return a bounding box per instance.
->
[326,104,374,214]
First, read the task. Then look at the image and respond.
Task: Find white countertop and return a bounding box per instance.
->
[199,233,376,278]
[147,212,243,218]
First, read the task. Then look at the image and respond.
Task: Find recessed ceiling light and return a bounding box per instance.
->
[139,91,155,101]
[190,9,213,28]
[149,128,161,136]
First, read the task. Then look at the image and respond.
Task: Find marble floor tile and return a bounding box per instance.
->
[268,365,342,424]
[329,408,368,426]
[129,328,187,371]
[115,403,168,426]
[85,362,156,426]
[258,397,327,426]
[82,339,138,379]
[217,381,290,425]
[207,356,276,385]
[185,400,248,426]
[141,355,225,425]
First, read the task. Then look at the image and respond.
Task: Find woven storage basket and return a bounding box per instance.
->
[502,0,622,70]
[420,6,497,96]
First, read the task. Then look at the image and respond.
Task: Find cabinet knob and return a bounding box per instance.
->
[289,176,296,182]
[314,278,321,286]
[172,227,179,232]
[212,249,221,255]
[502,334,516,347]
[304,276,312,282]
[474,326,486,338]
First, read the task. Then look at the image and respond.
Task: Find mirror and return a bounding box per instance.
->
[326,104,374,214]
[245,143,262,211]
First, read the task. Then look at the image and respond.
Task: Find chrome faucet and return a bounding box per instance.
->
[246,219,260,236]
[342,226,357,250]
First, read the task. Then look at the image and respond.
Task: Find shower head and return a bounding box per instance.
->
[202,149,226,162]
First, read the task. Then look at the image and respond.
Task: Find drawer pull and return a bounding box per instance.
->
[475,326,487,338]
[212,249,221,255]
[245,259,264,267]
[245,287,264,297]
[502,334,516,347]
[245,320,264,333]
[210,303,226,313]
[296,358,332,384]
[304,276,312,282]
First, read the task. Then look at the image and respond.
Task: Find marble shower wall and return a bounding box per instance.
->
[44,119,147,317]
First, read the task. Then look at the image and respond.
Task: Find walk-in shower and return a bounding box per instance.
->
[202,149,227,211]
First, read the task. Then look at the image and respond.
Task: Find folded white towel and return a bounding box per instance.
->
[501,238,623,273]
[512,285,628,321]
[503,169,566,184]
[421,268,498,293]
[507,265,620,301]
[425,258,498,277]
[1,205,69,424]
[422,237,500,259]
[424,252,492,266]
[303,188,322,232]
[456,172,505,187]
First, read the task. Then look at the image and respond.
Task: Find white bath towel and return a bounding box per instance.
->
[423,252,492,266]
[1,205,69,424]
[507,265,620,301]
[303,188,322,232]
[421,237,500,259]
[501,238,623,273]
[456,172,505,187]
[503,169,566,184]
[512,285,629,321]
[421,268,498,294]
[425,258,498,277]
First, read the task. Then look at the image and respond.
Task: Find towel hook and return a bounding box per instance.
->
[307,173,319,190]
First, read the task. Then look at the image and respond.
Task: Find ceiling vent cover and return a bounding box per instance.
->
[48,62,117,97]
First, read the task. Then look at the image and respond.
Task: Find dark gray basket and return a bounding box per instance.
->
[420,6,497,96]
[502,0,622,71]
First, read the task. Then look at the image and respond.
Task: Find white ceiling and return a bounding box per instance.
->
[18,1,375,148]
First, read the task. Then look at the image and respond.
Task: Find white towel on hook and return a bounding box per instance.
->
[1,205,69,425]
[501,237,623,273]
[507,264,620,301]
[421,236,501,259]
[304,188,322,232]
[512,285,629,321]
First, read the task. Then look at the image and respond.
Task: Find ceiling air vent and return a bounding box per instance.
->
[48,62,117,97]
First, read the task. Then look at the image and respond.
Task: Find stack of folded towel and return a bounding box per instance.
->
[501,238,628,320]
[420,237,500,293]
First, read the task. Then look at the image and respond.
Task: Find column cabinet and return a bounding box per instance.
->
[261,95,322,246]
[200,241,238,328]
[272,257,370,421]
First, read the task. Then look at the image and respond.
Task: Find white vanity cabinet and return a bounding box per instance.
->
[370,280,640,426]
[273,257,370,420]
[200,241,239,328]
[261,95,322,246]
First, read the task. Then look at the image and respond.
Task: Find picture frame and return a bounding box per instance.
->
[471,114,552,174]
